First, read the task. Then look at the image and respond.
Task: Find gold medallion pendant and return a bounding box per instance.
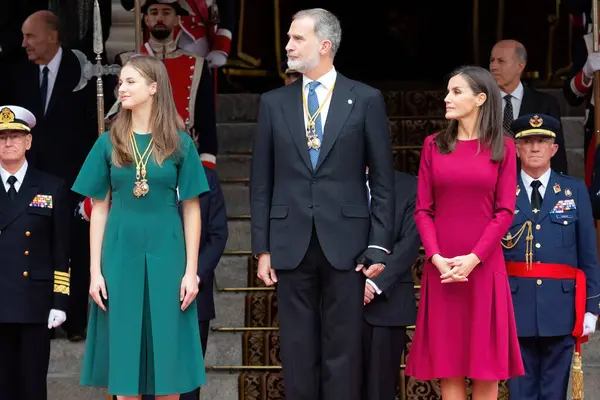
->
[130,132,154,198]
[302,82,335,151]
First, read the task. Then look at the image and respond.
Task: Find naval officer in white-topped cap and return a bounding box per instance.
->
[0,105,71,400]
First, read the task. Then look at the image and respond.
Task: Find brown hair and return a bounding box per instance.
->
[435,66,506,162]
[110,54,183,167]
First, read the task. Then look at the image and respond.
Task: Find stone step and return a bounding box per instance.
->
[205,331,243,366]
[566,148,584,181]
[218,122,256,154]
[562,116,585,150]
[217,155,252,181]
[200,372,238,400]
[217,94,260,123]
[222,183,250,216]
[215,255,251,288]
[225,220,251,252]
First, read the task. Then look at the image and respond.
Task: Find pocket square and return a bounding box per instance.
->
[30,194,53,209]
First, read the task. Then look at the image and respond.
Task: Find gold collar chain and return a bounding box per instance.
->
[130,132,153,198]
[302,82,335,150]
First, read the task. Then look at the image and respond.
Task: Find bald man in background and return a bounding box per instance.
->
[490,39,568,174]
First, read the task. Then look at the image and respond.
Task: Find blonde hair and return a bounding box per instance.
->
[110,54,184,167]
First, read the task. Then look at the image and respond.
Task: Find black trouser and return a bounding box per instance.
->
[136,320,209,400]
[361,323,406,400]
[0,323,51,400]
[276,229,365,400]
[61,194,91,336]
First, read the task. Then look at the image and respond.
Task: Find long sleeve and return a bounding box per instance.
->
[471,138,517,263]
[250,95,274,255]
[372,175,421,295]
[414,135,441,260]
[197,171,228,282]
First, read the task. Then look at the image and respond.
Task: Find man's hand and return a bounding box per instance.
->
[583,312,598,336]
[355,248,387,278]
[364,282,377,305]
[584,52,600,79]
[48,309,67,329]
[257,253,277,286]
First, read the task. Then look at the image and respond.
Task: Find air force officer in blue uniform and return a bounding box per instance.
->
[502,114,600,400]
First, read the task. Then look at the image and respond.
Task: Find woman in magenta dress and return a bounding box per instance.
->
[406,66,524,399]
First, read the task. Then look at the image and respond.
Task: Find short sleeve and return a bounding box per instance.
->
[177,132,210,200]
[72,132,111,200]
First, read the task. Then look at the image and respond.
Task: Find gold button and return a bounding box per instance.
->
[535,243,541,249]
[537,279,542,285]
[23,271,28,277]
[190,66,195,70]
[187,85,191,89]
[536,261,541,264]
[25,231,31,236]
[24,250,29,256]
[536,224,541,230]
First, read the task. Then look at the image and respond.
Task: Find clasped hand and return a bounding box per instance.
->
[432,253,480,283]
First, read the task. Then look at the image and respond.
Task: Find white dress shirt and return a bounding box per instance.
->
[0,160,28,193]
[521,168,551,201]
[302,67,337,133]
[40,47,63,113]
[501,81,524,120]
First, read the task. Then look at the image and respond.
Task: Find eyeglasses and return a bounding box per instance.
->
[0,134,28,144]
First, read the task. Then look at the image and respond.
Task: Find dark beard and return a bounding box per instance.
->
[150,27,171,41]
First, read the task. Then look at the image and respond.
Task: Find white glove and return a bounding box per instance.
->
[48,309,67,329]
[583,52,600,78]
[205,50,227,68]
[582,312,598,336]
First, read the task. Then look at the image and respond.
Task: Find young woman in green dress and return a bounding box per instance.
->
[72,54,209,399]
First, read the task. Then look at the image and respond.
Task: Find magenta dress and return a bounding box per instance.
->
[406,134,524,380]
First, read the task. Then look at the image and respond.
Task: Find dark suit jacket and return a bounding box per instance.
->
[519,84,569,174]
[0,167,70,324]
[364,171,420,327]
[250,73,395,271]
[1,48,99,191]
[181,167,227,321]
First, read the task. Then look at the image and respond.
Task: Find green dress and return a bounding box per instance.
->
[73,131,209,396]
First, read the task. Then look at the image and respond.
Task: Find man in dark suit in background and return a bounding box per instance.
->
[250,8,395,400]
[490,39,569,174]
[0,0,47,62]
[0,105,70,400]
[362,170,421,400]
[139,165,228,400]
[0,10,101,341]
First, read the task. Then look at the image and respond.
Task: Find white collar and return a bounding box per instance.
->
[40,47,63,75]
[302,66,337,91]
[521,167,551,191]
[501,81,524,101]
[0,160,28,185]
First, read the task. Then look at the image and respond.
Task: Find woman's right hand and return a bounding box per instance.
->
[89,273,108,311]
[431,254,468,283]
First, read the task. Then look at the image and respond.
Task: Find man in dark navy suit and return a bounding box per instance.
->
[362,170,421,400]
[140,165,228,400]
[503,114,600,400]
[0,105,70,400]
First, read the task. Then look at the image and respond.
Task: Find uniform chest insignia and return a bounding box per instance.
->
[516,185,521,196]
[29,194,53,209]
[551,199,576,214]
[565,188,572,197]
[553,183,561,194]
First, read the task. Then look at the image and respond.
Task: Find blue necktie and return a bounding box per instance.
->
[307,81,322,168]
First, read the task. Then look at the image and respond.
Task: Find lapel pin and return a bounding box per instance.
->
[553,183,561,194]
[348,99,353,104]
[516,186,520,196]
[565,188,572,197]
